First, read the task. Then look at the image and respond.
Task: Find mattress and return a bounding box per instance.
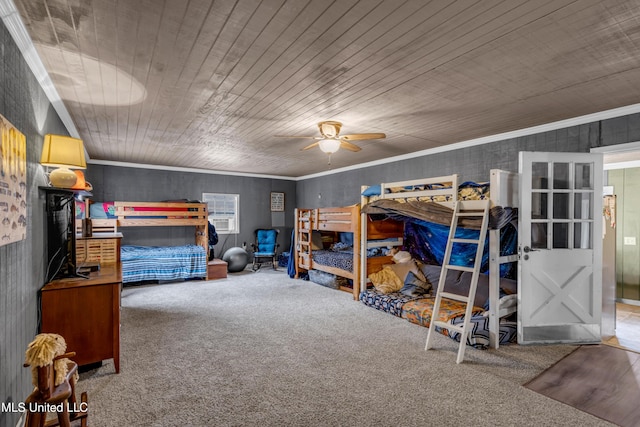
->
[311,249,353,272]
[359,288,423,317]
[121,244,207,283]
[402,298,516,348]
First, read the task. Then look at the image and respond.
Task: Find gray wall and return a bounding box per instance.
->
[87,164,296,257]
[0,20,69,427]
[297,116,640,208]
[297,123,605,207]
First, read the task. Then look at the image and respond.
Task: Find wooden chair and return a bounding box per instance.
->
[24,352,88,427]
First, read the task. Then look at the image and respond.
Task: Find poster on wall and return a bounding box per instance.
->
[0,114,27,247]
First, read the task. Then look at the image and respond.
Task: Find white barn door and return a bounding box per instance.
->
[518,152,603,344]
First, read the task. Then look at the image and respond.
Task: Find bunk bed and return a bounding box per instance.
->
[77,201,209,283]
[294,205,360,299]
[359,170,519,349]
[294,205,403,300]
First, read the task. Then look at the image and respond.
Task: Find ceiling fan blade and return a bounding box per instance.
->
[339,139,361,152]
[301,141,320,151]
[274,135,321,139]
[340,133,386,141]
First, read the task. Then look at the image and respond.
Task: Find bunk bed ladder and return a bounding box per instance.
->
[425,199,491,364]
[294,209,314,277]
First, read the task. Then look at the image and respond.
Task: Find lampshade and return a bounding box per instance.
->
[40,134,87,168]
[40,134,87,188]
[318,139,341,154]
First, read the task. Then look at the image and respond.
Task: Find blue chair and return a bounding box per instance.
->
[251,229,280,271]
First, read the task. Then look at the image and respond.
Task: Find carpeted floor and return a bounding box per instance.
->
[77,270,614,426]
[525,344,640,427]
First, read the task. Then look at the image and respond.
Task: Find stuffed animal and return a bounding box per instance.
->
[24,333,76,387]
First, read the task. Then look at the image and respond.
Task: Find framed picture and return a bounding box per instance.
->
[270,192,285,212]
[0,114,27,247]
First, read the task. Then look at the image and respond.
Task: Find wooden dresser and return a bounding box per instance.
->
[40,263,122,373]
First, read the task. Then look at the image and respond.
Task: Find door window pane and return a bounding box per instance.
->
[553,193,570,219]
[532,162,549,189]
[531,223,547,249]
[574,223,592,249]
[574,193,592,219]
[553,223,569,249]
[531,192,548,219]
[553,163,570,189]
[574,163,593,190]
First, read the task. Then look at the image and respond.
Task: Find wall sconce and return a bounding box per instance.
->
[40,134,87,188]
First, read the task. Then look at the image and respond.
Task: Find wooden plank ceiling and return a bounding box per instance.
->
[13,0,640,177]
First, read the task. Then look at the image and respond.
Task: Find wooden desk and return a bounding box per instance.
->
[40,264,122,373]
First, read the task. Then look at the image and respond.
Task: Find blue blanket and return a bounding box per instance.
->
[121,244,207,283]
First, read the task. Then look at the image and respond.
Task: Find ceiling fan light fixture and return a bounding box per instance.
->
[318,139,341,154]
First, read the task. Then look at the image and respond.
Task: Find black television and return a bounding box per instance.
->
[43,188,77,282]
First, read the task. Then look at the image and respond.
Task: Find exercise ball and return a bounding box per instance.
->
[222,247,249,273]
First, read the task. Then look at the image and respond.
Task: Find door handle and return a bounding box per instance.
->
[523,246,538,253]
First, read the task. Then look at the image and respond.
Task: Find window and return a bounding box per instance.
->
[202,193,239,234]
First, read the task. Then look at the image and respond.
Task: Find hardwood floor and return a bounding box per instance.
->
[525,303,640,426]
[525,344,640,427]
[604,303,640,354]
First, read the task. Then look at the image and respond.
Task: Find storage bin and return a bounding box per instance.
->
[308,269,348,290]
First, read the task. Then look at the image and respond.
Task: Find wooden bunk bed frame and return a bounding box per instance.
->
[82,201,209,279]
[360,170,518,349]
[359,174,460,291]
[295,206,361,299]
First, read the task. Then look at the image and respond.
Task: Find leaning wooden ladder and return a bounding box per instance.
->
[425,199,491,364]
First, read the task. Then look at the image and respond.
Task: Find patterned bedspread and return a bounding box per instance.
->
[364,181,489,203]
[312,250,353,272]
[361,290,517,348]
[359,288,423,317]
[121,244,207,283]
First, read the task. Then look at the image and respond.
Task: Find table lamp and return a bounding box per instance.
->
[40,134,87,188]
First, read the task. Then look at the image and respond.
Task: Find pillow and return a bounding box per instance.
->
[483,291,517,312]
[90,203,108,219]
[399,272,432,297]
[330,242,352,251]
[368,265,403,294]
[388,259,426,283]
[416,263,518,308]
[392,250,411,264]
[417,262,463,294]
[89,202,117,219]
[75,202,86,219]
[361,184,382,197]
[400,283,430,297]
[339,232,354,246]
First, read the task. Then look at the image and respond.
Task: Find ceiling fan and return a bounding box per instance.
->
[275,121,386,154]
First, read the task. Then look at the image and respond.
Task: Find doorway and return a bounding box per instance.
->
[593,142,640,353]
[603,303,640,352]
